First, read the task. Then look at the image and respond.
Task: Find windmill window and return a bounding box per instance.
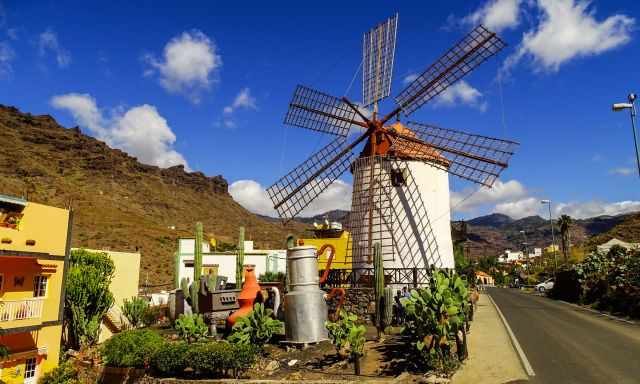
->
[391,169,406,186]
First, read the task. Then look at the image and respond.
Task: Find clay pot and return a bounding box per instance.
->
[227,265,261,326]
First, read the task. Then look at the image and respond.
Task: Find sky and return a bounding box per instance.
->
[1,0,639,222]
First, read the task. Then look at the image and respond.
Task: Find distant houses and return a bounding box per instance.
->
[596,238,640,253]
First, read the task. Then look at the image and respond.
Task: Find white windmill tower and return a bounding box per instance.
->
[267,14,518,284]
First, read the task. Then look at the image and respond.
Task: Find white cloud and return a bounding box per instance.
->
[555,200,640,219]
[451,179,528,213]
[51,93,189,169]
[433,81,487,111]
[609,167,635,176]
[403,73,419,85]
[463,0,521,32]
[229,179,352,217]
[218,88,257,129]
[145,30,221,103]
[0,40,14,76]
[505,0,635,72]
[494,197,542,219]
[38,29,71,68]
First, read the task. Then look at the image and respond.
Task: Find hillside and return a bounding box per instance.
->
[463,212,637,259]
[0,105,304,288]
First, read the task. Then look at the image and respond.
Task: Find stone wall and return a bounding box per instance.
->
[327,287,375,324]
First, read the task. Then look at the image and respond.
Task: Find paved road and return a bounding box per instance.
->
[487,287,640,384]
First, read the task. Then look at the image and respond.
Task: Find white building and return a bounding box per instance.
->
[597,238,640,253]
[500,249,524,263]
[176,238,286,286]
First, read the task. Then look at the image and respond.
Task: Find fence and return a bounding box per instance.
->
[320,267,432,288]
[0,298,44,322]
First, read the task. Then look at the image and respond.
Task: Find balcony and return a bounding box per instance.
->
[0,298,44,322]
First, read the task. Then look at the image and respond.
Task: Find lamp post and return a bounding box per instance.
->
[540,200,558,276]
[612,93,640,178]
[520,230,529,282]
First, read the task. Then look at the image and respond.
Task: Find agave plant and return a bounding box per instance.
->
[228,303,283,346]
[400,269,468,370]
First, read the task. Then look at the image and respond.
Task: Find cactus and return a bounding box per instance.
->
[192,222,203,313]
[383,286,394,327]
[205,271,218,293]
[174,249,180,289]
[286,234,296,249]
[373,242,384,333]
[236,226,245,289]
[180,277,189,294]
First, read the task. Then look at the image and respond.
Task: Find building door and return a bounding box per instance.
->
[23,358,37,384]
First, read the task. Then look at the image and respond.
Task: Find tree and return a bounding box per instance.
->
[558,215,573,262]
[64,249,115,350]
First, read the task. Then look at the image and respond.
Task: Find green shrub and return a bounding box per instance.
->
[142,306,162,327]
[38,361,80,384]
[65,249,115,350]
[325,310,362,357]
[185,342,257,378]
[121,297,149,328]
[151,342,190,377]
[228,303,283,346]
[258,271,285,283]
[401,269,468,372]
[175,314,208,343]
[100,329,164,368]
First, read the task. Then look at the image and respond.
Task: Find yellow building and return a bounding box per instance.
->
[297,221,352,270]
[0,195,71,383]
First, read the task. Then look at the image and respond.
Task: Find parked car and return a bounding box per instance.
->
[535,278,554,292]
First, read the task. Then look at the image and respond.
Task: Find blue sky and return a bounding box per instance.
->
[1,0,639,220]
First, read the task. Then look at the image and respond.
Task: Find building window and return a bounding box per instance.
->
[33,276,48,297]
[24,357,36,379]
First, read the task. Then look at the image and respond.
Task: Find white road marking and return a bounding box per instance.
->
[488,293,536,377]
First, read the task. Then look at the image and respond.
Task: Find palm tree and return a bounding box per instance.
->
[557,215,573,262]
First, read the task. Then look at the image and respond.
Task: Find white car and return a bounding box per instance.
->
[535,279,554,293]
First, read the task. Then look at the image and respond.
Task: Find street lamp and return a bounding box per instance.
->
[611,93,640,178]
[540,199,558,276]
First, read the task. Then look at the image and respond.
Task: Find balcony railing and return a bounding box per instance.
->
[0,298,44,322]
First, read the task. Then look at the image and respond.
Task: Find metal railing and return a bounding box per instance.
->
[320,267,432,288]
[0,298,44,322]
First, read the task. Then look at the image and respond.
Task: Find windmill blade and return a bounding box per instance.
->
[284,85,361,137]
[267,137,357,222]
[394,25,506,116]
[390,122,519,187]
[362,13,398,108]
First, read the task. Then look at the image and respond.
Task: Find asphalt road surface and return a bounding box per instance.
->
[487,287,640,384]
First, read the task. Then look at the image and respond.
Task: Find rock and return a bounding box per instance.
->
[264,360,280,372]
[288,359,298,367]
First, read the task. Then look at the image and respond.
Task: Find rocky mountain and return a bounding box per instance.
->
[463,212,638,259]
[0,105,303,288]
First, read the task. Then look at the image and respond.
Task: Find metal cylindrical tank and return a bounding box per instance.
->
[285,246,328,344]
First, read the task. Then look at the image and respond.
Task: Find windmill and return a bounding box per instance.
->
[267,14,519,281]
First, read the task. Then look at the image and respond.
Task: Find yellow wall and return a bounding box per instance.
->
[299,231,352,270]
[0,202,69,257]
[0,199,70,381]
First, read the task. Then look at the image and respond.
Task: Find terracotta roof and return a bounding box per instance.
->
[388,122,450,166]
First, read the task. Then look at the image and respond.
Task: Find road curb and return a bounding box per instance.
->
[556,299,637,326]
[518,289,637,326]
[486,294,535,377]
